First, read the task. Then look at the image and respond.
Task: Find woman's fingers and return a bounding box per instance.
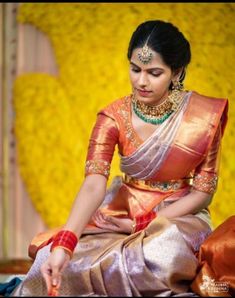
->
[97,210,105,222]
[41,263,60,296]
[94,217,117,229]
[106,216,120,226]
[92,211,103,226]
[97,210,119,226]
[51,265,61,287]
[93,213,121,231]
[92,210,103,223]
[92,209,133,233]
[40,262,53,295]
[50,266,61,296]
[107,217,133,233]
[93,210,107,225]
[49,286,59,297]
[40,249,70,296]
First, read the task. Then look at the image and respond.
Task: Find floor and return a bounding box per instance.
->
[0,273,26,283]
[0,259,32,283]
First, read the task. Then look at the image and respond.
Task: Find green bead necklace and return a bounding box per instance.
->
[132,91,183,125]
[133,104,173,125]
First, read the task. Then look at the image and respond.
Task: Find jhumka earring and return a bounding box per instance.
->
[138,44,153,64]
[172,70,185,92]
[172,80,184,92]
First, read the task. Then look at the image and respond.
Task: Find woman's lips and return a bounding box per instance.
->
[137,89,152,97]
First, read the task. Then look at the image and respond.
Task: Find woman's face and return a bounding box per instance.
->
[129,47,179,106]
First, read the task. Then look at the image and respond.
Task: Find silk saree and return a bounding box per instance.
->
[13,90,232,297]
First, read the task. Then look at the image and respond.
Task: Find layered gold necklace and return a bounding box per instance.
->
[132,90,185,125]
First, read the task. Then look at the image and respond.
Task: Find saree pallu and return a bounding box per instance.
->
[13,212,211,297]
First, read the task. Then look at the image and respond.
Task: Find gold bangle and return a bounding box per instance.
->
[131,219,137,234]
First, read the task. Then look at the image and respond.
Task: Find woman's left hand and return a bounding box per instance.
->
[92,209,133,234]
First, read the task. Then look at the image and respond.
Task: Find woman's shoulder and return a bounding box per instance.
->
[190,90,228,106]
[189,90,228,134]
[98,94,131,118]
[189,90,228,119]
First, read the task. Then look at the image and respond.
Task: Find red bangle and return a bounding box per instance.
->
[50,230,78,258]
[132,210,156,233]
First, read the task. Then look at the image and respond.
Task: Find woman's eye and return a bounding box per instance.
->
[151,72,161,77]
[131,68,140,73]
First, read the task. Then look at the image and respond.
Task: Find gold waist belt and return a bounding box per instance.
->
[123,174,191,192]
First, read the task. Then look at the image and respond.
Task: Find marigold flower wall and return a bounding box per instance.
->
[14,3,235,228]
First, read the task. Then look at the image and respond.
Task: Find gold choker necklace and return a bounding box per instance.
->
[132,90,185,125]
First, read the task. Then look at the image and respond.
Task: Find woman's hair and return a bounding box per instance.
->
[127,20,191,85]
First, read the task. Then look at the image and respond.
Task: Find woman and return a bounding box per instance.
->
[13,20,230,297]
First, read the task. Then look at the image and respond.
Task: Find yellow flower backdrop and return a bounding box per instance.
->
[14,3,235,228]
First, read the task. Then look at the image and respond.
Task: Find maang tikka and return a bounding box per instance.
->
[137,25,156,64]
[138,44,153,64]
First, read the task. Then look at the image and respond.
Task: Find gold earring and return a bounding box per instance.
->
[172,80,184,92]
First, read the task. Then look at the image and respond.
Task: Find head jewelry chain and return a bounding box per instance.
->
[137,25,157,64]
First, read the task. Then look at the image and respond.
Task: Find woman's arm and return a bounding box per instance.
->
[41,110,119,293]
[63,174,107,238]
[64,111,119,237]
[157,189,213,219]
[41,174,108,293]
[158,120,222,219]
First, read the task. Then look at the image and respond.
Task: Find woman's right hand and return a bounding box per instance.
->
[40,247,70,296]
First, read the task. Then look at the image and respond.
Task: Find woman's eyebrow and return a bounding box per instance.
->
[130,61,164,71]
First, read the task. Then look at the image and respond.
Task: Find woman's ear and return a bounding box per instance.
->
[172,67,184,81]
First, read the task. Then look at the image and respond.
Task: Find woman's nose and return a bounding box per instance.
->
[137,72,148,87]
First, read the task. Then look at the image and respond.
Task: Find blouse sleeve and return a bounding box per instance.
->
[192,123,222,194]
[84,111,119,179]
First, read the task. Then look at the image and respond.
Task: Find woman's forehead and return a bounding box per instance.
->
[130,48,168,69]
